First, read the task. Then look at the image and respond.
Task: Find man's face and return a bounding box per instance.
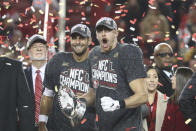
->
[96,26,118,53]
[154,45,173,69]
[70,34,90,56]
[28,42,48,61]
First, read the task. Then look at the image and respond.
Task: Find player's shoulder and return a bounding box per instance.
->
[1,57,22,68]
[50,52,70,60]
[119,43,140,50]
[89,45,101,56]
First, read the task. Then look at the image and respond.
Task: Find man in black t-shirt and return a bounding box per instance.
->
[84,17,148,131]
[38,24,96,131]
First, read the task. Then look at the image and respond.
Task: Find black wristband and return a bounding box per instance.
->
[119,100,126,109]
[79,98,87,104]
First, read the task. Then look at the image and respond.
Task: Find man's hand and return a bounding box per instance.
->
[38,122,48,131]
[101,97,120,112]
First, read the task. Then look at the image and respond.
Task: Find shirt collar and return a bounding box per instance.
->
[32,64,46,74]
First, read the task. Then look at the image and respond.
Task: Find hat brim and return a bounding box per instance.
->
[71,31,89,37]
[96,23,115,30]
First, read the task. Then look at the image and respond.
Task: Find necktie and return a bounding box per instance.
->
[35,70,42,124]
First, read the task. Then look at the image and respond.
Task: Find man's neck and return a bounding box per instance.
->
[32,60,47,69]
[73,50,88,62]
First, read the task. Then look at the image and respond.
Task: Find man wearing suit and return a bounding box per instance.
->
[0,57,34,131]
[24,34,48,131]
[154,43,174,97]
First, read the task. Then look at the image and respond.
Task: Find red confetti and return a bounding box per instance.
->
[46,0,52,4]
[3,2,10,6]
[137,36,143,40]
[177,57,183,61]
[165,2,171,6]
[129,19,137,25]
[121,14,126,17]
[120,5,126,9]
[167,16,173,22]
[64,18,70,21]
[158,82,163,87]
[154,25,158,28]
[81,118,87,124]
[181,42,184,48]
[164,94,167,100]
[172,64,178,68]
[85,21,90,25]
[124,10,128,13]
[164,37,170,41]
[68,9,73,13]
[81,12,85,16]
[142,12,146,18]
[96,114,98,122]
[53,38,58,42]
[168,116,171,120]
[125,127,136,131]
[192,33,196,41]
[91,42,95,46]
[17,24,24,28]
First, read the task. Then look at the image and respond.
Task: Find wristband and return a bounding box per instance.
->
[79,98,87,104]
[119,100,126,109]
[39,115,48,123]
[43,88,55,97]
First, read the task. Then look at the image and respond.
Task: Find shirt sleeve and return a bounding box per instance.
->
[119,44,147,83]
[43,54,59,91]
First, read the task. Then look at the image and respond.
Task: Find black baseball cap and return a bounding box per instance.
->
[27,34,47,50]
[71,24,91,38]
[95,17,117,30]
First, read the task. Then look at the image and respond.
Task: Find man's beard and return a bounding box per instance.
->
[74,48,87,57]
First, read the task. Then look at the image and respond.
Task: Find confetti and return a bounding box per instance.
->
[125,127,136,131]
[185,118,192,124]
[177,57,183,61]
[168,116,171,120]
[164,94,167,100]
[96,114,98,122]
[118,28,124,32]
[188,85,192,89]
[167,16,173,22]
[81,118,87,124]
[129,19,137,24]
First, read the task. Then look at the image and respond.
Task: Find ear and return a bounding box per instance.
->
[114,30,119,37]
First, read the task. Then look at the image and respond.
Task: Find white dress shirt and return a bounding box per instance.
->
[163,70,173,79]
[32,64,46,93]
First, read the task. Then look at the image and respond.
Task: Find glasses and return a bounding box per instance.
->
[156,52,173,57]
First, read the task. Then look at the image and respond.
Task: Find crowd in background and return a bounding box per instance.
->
[0,0,196,71]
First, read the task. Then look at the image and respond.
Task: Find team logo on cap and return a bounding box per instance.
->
[78,24,87,32]
[106,19,111,25]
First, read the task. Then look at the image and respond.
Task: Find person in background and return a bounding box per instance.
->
[154,43,175,97]
[143,66,169,131]
[161,67,193,131]
[179,70,196,131]
[0,57,34,131]
[38,24,96,131]
[24,34,48,131]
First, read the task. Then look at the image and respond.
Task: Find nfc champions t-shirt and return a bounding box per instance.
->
[43,52,95,131]
[89,43,146,131]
